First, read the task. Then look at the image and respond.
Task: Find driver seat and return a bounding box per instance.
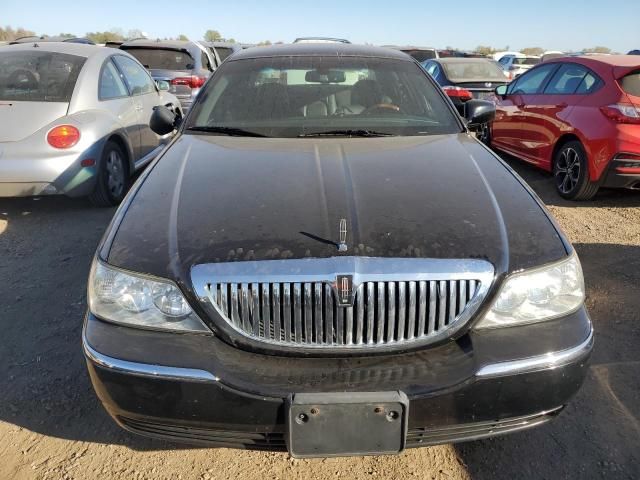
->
[349,79,384,114]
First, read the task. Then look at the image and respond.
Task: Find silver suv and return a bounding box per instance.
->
[120,40,216,111]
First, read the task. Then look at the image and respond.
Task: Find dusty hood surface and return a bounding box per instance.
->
[106,133,567,282]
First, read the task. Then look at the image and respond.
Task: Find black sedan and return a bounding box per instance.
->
[83,43,592,458]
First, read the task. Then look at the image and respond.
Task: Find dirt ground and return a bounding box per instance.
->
[1,156,639,480]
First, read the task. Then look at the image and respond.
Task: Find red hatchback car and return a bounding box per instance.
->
[490,55,640,200]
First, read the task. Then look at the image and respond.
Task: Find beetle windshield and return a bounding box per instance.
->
[186,55,461,137]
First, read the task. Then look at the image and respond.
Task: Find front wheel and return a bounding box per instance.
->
[477,122,491,146]
[89,141,128,207]
[553,141,599,201]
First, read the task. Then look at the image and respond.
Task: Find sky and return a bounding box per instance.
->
[2,0,638,53]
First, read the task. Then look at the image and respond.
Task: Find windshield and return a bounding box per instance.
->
[121,47,195,70]
[400,49,437,62]
[186,56,460,137]
[513,57,540,66]
[215,47,235,62]
[0,51,85,102]
[441,60,507,81]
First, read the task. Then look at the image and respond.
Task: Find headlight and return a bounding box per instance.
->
[475,253,584,329]
[88,260,210,333]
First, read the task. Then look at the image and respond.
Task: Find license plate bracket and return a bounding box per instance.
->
[287,391,408,458]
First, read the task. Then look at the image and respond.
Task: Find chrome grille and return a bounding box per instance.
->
[192,257,493,351]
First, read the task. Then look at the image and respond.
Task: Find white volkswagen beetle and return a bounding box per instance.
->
[0,42,181,206]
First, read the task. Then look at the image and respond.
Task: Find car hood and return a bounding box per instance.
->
[106,133,568,283]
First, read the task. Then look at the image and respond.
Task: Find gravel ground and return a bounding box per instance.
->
[0,156,639,480]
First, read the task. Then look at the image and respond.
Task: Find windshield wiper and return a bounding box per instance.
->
[298,129,396,138]
[186,126,267,137]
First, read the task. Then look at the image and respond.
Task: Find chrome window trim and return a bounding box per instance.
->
[476,327,593,379]
[191,257,495,351]
[82,334,218,383]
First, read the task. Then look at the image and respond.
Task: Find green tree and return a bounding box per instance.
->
[126,29,144,40]
[85,30,124,44]
[520,47,544,56]
[583,46,611,54]
[0,26,36,41]
[177,34,188,41]
[475,45,496,56]
[58,33,75,39]
[204,29,222,42]
[257,40,272,46]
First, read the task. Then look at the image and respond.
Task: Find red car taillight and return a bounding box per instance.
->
[170,75,206,89]
[600,104,640,124]
[442,86,473,101]
[47,125,80,149]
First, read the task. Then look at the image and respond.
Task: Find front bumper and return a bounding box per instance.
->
[83,310,593,453]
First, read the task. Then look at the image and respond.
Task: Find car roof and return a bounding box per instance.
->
[570,54,640,67]
[384,45,436,51]
[434,57,495,64]
[205,41,242,48]
[229,43,412,60]
[120,39,197,50]
[0,41,109,58]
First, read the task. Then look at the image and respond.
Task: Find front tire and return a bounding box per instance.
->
[89,141,128,207]
[553,141,599,201]
[477,122,491,146]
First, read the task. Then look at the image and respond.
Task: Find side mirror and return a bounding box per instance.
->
[495,84,508,97]
[465,100,496,128]
[156,80,170,92]
[150,105,178,135]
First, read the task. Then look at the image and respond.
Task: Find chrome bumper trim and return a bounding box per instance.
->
[476,327,594,379]
[82,335,218,383]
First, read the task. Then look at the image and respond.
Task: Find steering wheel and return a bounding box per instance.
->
[361,103,402,115]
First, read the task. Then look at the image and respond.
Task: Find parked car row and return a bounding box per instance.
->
[489,55,640,199]
[0,42,182,205]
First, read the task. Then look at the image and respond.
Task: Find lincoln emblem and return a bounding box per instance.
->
[335,274,354,307]
[338,218,348,252]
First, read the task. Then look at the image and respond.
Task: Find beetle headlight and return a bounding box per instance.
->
[88,260,210,333]
[475,253,584,329]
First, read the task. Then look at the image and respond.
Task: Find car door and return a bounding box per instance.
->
[113,55,162,160]
[492,63,558,157]
[98,57,140,159]
[520,63,591,167]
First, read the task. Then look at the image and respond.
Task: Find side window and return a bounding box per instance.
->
[544,64,588,94]
[425,63,437,76]
[99,59,129,100]
[201,51,213,72]
[112,55,155,96]
[508,64,557,95]
[576,72,603,94]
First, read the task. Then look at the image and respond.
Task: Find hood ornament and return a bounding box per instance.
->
[338,218,348,252]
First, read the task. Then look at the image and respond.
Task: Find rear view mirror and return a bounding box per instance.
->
[465,100,496,127]
[495,84,508,96]
[305,69,346,83]
[150,105,178,135]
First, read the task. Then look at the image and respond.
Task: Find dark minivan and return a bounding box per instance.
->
[84,43,593,458]
[120,39,215,111]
